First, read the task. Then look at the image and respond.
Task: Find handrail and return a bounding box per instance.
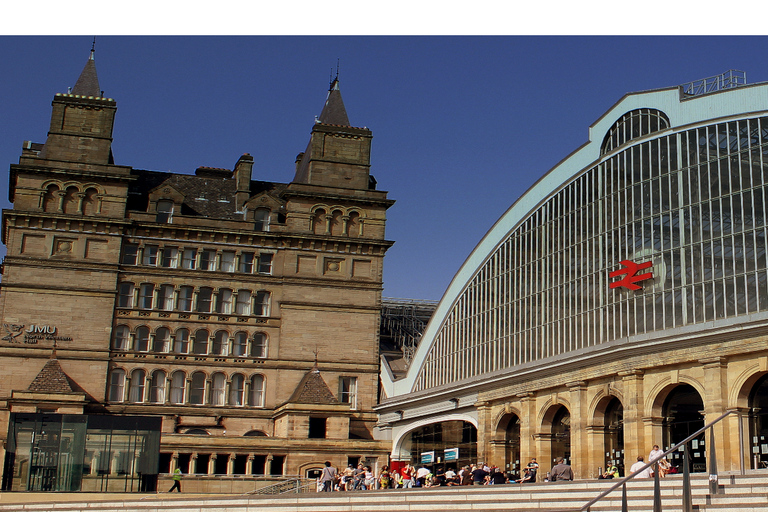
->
[243,477,315,496]
[580,409,738,511]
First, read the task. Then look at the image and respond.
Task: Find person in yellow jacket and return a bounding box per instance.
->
[169,467,182,492]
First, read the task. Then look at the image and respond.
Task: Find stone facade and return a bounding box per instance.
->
[0,53,393,490]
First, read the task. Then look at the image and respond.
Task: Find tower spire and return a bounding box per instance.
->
[71,40,101,97]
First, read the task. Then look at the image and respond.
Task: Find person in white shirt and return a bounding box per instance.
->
[629,456,652,478]
[648,444,670,477]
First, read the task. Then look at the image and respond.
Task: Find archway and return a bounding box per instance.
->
[662,384,705,472]
[749,374,768,469]
[496,413,520,476]
[603,397,624,476]
[550,405,571,465]
[400,420,477,471]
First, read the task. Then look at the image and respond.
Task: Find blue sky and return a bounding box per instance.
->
[2,35,768,300]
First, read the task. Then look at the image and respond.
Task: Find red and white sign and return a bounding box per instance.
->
[609,260,653,291]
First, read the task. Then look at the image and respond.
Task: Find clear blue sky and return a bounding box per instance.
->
[2,35,768,300]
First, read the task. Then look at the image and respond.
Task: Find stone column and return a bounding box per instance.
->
[208,454,217,475]
[518,393,537,465]
[246,454,254,475]
[475,401,492,464]
[189,453,198,474]
[227,453,235,475]
[700,357,730,470]
[567,381,587,479]
[171,452,179,472]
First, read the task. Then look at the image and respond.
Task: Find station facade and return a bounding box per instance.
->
[0,51,394,491]
[378,71,768,480]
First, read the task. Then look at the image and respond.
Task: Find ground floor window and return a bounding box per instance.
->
[404,420,477,471]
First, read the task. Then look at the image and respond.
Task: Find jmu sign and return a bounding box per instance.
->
[609,260,653,291]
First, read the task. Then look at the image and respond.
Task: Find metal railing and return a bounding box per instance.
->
[681,70,747,97]
[581,409,741,511]
[243,477,316,495]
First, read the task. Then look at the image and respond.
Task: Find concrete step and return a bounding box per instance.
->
[3,471,768,512]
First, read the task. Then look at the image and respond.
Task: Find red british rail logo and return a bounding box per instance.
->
[609,260,653,291]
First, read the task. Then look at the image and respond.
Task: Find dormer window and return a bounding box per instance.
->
[156,200,174,223]
[254,208,270,232]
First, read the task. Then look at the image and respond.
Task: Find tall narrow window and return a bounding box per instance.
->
[181,248,197,269]
[211,373,226,406]
[258,253,273,274]
[220,251,236,272]
[339,376,358,409]
[121,244,139,265]
[112,325,130,351]
[142,245,159,266]
[177,286,194,312]
[216,288,233,314]
[253,291,271,317]
[157,284,175,311]
[193,329,209,355]
[160,246,178,268]
[129,369,147,403]
[249,375,264,407]
[118,282,134,308]
[108,369,126,402]
[135,326,150,352]
[153,327,170,352]
[212,330,228,356]
[170,371,186,404]
[236,290,251,315]
[149,370,166,403]
[189,372,206,405]
[230,374,245,406]
[251,333,267,358]
[139,283,155,309]
[199,249,215,270]
[233,332,248,356]
[254,208,270,231]
[42,184,60,213]
[156,200,174,223]
[174,328,189,353]
[239,252,255,273]
[197,287,213,312]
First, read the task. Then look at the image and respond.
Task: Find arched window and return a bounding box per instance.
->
[170,371,186,404]
[129,369,146,403]
[189,372,207,405]
[216,288,233,314]
[153,327,170,352]
[251,333,267,358]
[42,184,60,212]
[253,291,270,317]
[192,329,209,355]
[135,326,150,352]
[230,374,245,406]
[112,325,130,351]
[157,284,175,311]
[330,209,343,236]
[233,332,248,357]
[210,373,226,406]
[149,370,166,403]
[312,208,326,234]
[156,200,174,223]
[82,187,99,215]
[600,108,670,155]
[243,430,268,437]
[62,186,79,215]
[108,369,126,402]
[249,375,264,407]
[174,328,189,354]
[347,211,361,237]
[212,330,228,356]
[254,208,270,231]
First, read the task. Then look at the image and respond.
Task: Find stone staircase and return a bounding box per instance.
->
[2,471,768,511]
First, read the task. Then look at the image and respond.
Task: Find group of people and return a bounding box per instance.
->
[317,459,551,492]
[599,444,674,481]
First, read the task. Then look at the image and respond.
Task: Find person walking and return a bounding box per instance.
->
[320,461,337,492]
[168,467,182,492]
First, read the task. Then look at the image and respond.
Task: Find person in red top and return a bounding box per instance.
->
[401,463,414,488]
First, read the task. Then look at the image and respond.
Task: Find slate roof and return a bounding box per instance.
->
[71,51,101,97]
[27,358,77,393]
[126,169,286,219]
[285,365,340,405]
[318,79,350,126]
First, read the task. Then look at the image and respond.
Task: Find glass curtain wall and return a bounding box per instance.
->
[416,114,768,392]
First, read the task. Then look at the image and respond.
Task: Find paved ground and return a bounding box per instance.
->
[0,492,229,504]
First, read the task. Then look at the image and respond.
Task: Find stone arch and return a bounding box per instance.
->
[329,208,344,236]
[646,376,706,418]
[61,184,81,214]
[493,404,522,435]
[40,181,62,212]
[589,388,624,428]
[391,413,478,459]
[312,206,328,234]
[730,365,765,409]
[537,396,571,428]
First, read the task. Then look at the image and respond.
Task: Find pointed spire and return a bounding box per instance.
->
[317,77,350,126]
[71,40,102,97]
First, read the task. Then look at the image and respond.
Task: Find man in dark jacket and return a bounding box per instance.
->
[551,457,573,481]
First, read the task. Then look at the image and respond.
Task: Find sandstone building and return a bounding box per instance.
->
[0,50,394,492]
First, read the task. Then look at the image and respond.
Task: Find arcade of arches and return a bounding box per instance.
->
[466,357,768,479]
